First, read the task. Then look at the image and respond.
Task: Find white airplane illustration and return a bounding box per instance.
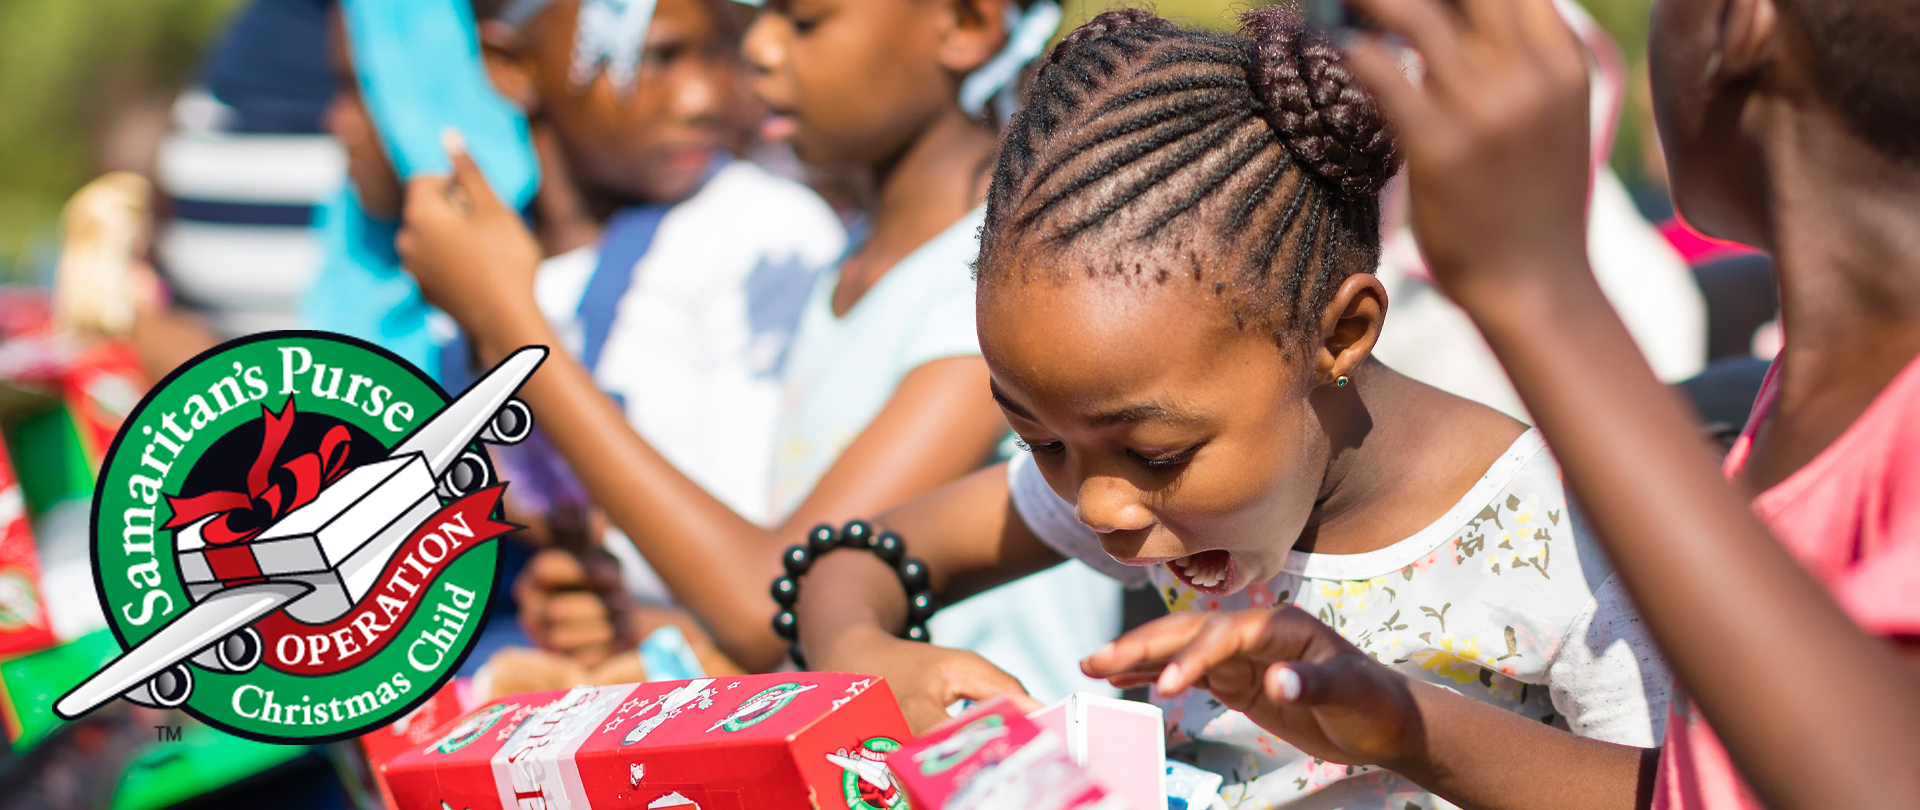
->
[825,751,896,794]
[622,678,717,745]
[54,347,547,720]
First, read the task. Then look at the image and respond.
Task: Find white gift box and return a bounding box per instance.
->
[1029,693,1167,808]
[176,454,438,623]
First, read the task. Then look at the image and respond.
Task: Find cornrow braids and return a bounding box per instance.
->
[979,5,1401,344]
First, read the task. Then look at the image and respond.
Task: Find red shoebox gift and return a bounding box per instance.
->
[886,697,1122,810]
[0,438,57,658]
[382,672,911,810]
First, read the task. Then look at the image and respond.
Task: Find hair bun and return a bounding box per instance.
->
[1045,8,1174,68]
[1239,5,1399,197]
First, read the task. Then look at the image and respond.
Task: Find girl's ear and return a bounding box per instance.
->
[1706,0,1778,87]
[479,21,541,114]
[1313,274,1387,386]
[937,0,1011,76]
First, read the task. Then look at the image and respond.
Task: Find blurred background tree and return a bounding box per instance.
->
[0,0,1655,282]
[0,0,242,281]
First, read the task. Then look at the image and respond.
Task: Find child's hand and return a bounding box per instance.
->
[396,130,544,339]
[823,633,1041,733]
[1339,0,1593,307]
[513,548,633,667]
[1082,608,1423,768]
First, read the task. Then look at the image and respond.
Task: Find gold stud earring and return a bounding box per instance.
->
[1336,375,1350,388]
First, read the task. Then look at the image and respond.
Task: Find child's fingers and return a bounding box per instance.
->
[1080,611,1211,677]
[528,548,591,589]
[1339,34,1437,138]
[943,656,1038,711]
[1453,0,1523,46]
[440,127,505,216]
[402,176,455,225]
[1342,0,1462,72]
[1265,654,1399,709]
[1156,609,1322,696]
[1153,612,1260,695]
[1514,0,1581,57]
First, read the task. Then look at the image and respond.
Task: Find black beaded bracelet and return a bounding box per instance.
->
[770,520,938,669]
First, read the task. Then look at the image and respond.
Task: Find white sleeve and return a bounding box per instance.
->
[532,245,598,357]
[1006,453,1150,588]
[1546,572,1672,746]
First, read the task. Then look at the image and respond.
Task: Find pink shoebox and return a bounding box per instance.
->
[886,697,1123,810]
[1029,693,1167,809]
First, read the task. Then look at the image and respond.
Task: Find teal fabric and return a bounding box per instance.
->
[302,0,538,378]
[303,189,441,371]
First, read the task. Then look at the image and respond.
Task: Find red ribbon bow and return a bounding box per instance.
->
[164,397,352,546]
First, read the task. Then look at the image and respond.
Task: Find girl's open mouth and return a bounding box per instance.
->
[1169,550,1234,595]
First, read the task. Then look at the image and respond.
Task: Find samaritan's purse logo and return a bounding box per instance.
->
[55,333,546,743]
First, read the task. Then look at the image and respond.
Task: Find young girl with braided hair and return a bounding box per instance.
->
[1088,0,1920,807]
[795,8,1667,808]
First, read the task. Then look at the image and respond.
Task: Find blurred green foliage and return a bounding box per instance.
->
[1060,0,1659,184]
[0,0,1656,280]
[0,0,242,278]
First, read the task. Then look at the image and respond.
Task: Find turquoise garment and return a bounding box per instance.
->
[302,190,440,371]
[303,0,538,379]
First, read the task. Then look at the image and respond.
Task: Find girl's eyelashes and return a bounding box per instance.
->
[1129,444,1201,471]
[790,14,825,34]
[1014,437,1065,455]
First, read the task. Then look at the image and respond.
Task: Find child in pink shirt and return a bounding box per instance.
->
[1656,355,1920,808]
[1080,0,1920,808]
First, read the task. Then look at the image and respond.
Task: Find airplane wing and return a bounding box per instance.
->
[825,753,894,791]
[54,580,311,719]
[391,346,547,477]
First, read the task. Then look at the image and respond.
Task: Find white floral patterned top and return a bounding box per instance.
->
[1008,429,1670,810]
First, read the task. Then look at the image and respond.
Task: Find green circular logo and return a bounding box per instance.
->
[58,333,544,743]
[719,682,811,732]
[917,714,1007,775]
[838,736,906,810]
[432,702,512,753]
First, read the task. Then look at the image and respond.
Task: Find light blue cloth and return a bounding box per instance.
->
[302,0,539,377]
[304,189,441,370]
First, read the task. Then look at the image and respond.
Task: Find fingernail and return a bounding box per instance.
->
[1155,664,1182,696]
[1091,642,1115,659]
[1274,666,1302,702]
[441,127,467,154]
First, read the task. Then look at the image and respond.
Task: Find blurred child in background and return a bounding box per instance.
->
[457,0,847,681]
[1089,0,1920,808]
[398,0,1125,701]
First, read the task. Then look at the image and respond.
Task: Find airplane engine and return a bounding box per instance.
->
[190,627,263,673]
[123,663,193,709]
[435,449,494,499]
[478,398,532,445]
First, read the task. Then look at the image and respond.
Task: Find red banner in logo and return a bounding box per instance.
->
[254,486,514,675]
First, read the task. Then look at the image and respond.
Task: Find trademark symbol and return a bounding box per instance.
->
[155,725,182,742]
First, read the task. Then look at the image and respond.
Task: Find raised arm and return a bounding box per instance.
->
[796,463,1068,730]
[1338,0,1920,807]
[396,138,1008,672]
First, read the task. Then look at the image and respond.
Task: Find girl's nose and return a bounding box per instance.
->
[671,64,723,123]
[740,13,786,78]
[1075,476,1154,534]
